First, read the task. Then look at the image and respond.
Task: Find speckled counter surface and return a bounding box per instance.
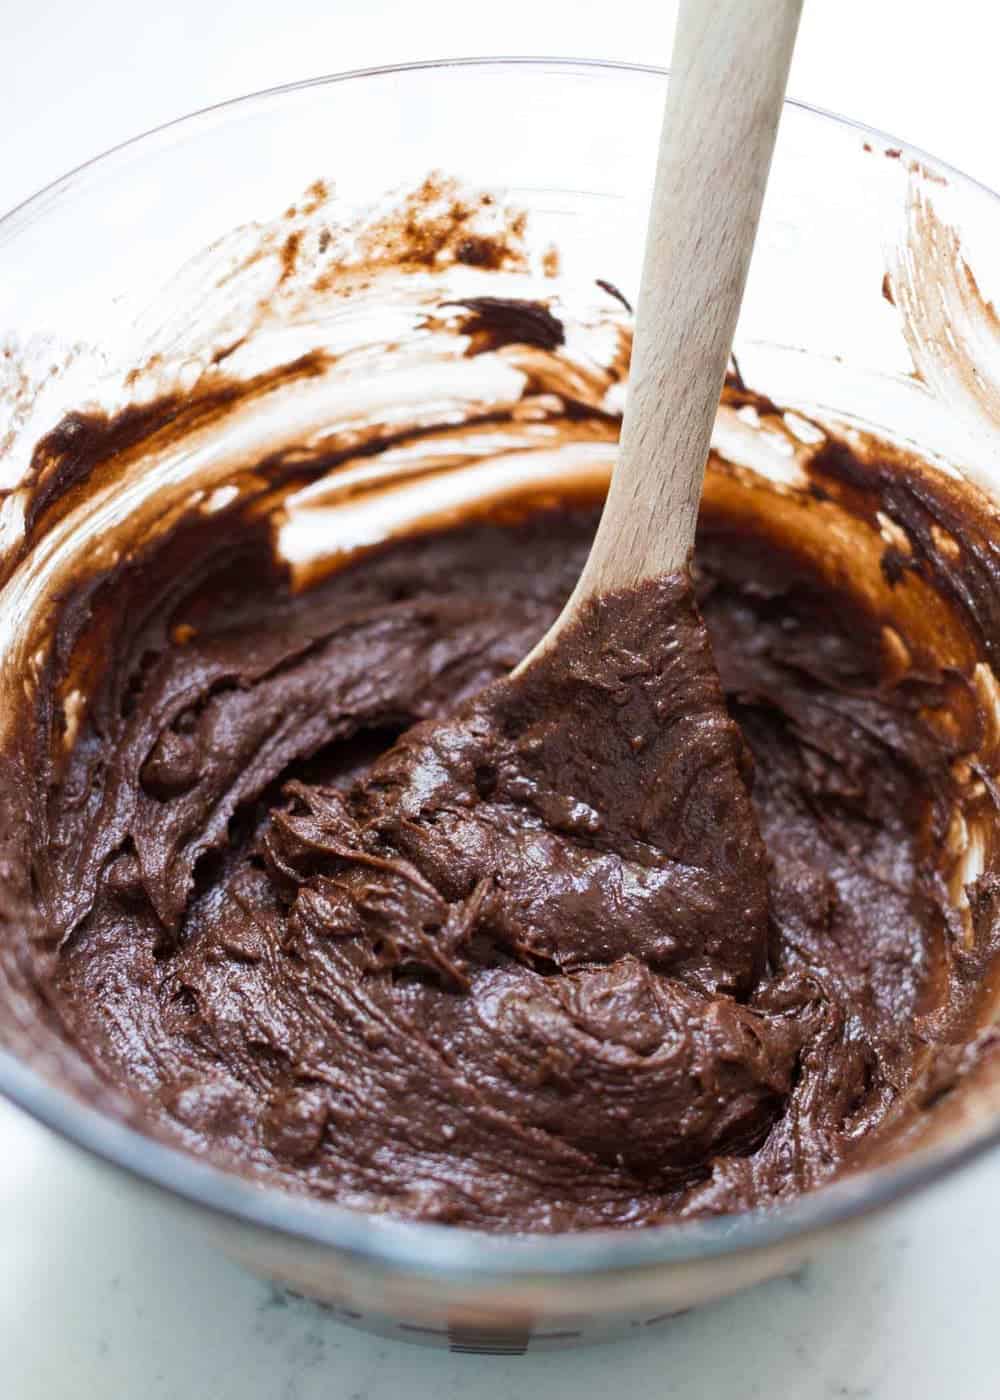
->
[2,1096,997,1399]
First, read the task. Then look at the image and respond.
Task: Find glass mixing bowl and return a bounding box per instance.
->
[2,58,1000,1352]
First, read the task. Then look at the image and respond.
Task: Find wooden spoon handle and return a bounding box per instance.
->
[573,0,803,601]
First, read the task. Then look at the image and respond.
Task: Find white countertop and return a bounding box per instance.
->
[3,2,1000,1395]
[4,1096,999,1398]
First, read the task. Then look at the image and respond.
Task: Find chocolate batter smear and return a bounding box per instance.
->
[10,479,999,1230]
[2,197,1000,1230]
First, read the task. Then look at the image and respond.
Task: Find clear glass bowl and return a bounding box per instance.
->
[2,58,1000,1352]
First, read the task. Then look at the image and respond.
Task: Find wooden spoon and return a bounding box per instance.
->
[519,0,803,668]
[246,3,808,1083]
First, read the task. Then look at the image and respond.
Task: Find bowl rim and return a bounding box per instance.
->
[4,53,1000,232]
[2,54,999,1280]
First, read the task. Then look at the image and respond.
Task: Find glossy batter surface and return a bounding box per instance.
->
[23,485,990,1230]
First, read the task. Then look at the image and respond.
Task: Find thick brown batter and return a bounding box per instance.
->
[6,464,997,1229]
[2,214,1000,1229]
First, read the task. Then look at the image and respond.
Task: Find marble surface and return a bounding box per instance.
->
[3,1,1000,1394]
[3,1096,999,1398]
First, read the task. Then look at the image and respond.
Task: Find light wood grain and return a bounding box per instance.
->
[520,0,802,664]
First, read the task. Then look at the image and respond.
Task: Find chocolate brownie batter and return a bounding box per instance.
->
[2,201,1000,1229]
